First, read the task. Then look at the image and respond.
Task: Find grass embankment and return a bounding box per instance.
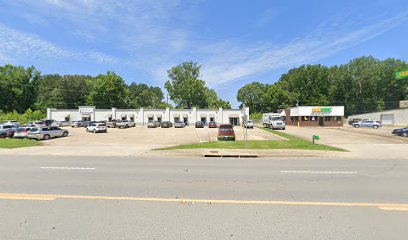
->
[158,128,346,151]
[0,139,41,149]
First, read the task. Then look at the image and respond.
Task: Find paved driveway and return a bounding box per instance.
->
[0,125,282,157]
[284,126,408,159]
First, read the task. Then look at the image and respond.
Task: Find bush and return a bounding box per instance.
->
[249,112,263,120]
[0,109,46,124]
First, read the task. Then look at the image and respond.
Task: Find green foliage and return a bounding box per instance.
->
[165,61,231,109]
[127,83,164,108]
[0,139,41,149]
[86,71,128,108]
[158,127,345,152]
[249,112,263,120]
[0,109,46,123]
[237,56,408,116]
[0,64,40,113]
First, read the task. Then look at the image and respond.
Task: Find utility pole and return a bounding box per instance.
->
[243,103,248,149]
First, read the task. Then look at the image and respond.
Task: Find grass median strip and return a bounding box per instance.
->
[0,139,41,149]
[157,128,345,151]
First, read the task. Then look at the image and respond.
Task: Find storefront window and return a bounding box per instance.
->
[302,116,310,121]
[325,116,332,121]
[310,116,318,121]
[333,116,338,121]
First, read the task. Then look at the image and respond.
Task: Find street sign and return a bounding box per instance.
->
[396,68,408,80]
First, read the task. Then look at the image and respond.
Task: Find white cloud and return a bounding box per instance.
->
[199,13,408,87]
[0,24,118,65]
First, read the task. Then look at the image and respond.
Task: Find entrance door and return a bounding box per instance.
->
[319,117,324,126]
[229,118,239,126]
[210,117,215,122]
[82,116,91,121]
[157,117,162,123]
[183,117,188,125]
[201,117,206,124]
[174,117,180,122]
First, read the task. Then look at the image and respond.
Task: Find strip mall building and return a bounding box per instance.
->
[47,106,250,126]
[283,106,344,127]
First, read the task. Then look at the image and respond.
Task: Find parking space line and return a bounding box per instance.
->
[280,171,357,174]
[40,167,95,170]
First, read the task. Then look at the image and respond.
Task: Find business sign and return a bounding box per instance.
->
[396,68,408,80]
[400,100,408,109]
[312,107,332,113]
[80,108,94,114]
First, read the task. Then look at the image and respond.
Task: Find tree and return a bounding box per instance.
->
[236,82,266,112]
[165,61,231,109]
[0,64,40,113]
[87,71,127,108]
[127,83,165,108]
[165,61,209,108]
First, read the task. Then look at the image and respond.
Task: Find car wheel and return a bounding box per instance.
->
[373,125,378,129]
[43,134,50,140]
[354,125,360,128]
[402,132,408,137]
[62,132,68,137]
[93,130,96,133]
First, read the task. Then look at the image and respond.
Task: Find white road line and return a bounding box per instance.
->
[280,171,357,174]
[40,167,95,170]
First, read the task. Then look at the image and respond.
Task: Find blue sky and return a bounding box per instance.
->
[1,0,408,108]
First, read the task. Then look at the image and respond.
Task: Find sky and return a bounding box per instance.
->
[1,0,408,108]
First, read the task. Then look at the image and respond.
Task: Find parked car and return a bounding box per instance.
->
[353,120,382,129]
[28,127,69,140]
[392,127,408,137]
[244,120,254,128]
[51,121,71,127]
[348,118,364,125]
[116,120,130,128]
[86,123,108,133]
[208,121,217,128]
[127,120,136,127]
[174,121,185,128]
[71,121,85,128]
[1,120,20,126]
[217,124,236,141]
[160,121,173,128]
[44,119,56,127]
[195,121,204,128]
[106,120,117,128]
[13,126,32,138]
[83,121,97,127]
[147,121,160,128]
[0,125,18,138]
[26,121,45,127]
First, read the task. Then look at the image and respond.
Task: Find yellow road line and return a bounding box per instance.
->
[0,193,407,211]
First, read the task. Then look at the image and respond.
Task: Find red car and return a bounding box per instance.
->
[217,124,235,141]
[208,121,217,128]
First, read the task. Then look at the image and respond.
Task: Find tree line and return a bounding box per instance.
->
[237,56,408,116]
[0,62,231,117]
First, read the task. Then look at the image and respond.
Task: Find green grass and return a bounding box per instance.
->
[0,138,41,149]
[157,128,346,152]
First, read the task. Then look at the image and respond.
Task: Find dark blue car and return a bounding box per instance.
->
[392,128,408,137]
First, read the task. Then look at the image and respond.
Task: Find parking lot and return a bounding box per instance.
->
[0,125,283,157]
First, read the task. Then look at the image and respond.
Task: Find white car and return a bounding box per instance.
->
[1,120,20,126]
[244,120,254,128]
[86,123,107,133]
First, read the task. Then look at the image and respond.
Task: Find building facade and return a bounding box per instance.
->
[348,108,408,126]
[47,107,250,126]
[284,106,344,127]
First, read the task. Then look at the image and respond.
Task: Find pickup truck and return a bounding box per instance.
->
[243,120,254,128]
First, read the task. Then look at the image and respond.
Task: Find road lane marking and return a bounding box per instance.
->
[40,167,95,170]
[0,194,56,201]
[280,171,357,174]
[0,193,407,211]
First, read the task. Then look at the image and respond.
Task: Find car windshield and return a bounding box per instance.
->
[29,128,38,132]
[1,125,12,129]
[272,117,282,121]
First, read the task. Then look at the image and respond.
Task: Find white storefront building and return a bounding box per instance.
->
[47,107,250,126]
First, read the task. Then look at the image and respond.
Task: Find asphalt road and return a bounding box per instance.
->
[0,155,407,239]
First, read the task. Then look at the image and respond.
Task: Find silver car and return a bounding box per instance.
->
[353,120,382,129]
[13,127,32,138]
[147,121,160,128]
[174,121,185,128]
[28,127,69,140]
